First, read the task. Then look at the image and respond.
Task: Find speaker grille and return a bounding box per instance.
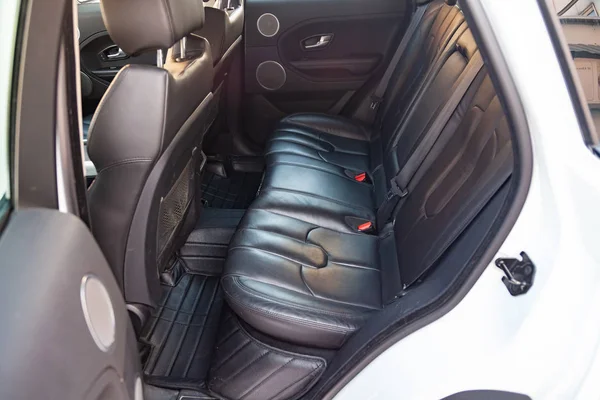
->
[256,61,286,91]
[257,13,280,37]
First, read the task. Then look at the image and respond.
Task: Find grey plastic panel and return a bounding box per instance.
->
[0,209,141,400]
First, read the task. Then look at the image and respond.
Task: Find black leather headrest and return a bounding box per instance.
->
[100,0,205,56]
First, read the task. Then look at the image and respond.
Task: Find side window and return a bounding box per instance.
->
[0,0,18,223]
[553,0,600,139]
[0,122,8,220]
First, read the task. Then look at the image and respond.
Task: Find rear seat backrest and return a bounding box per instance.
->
[378,29,481,200]
[377,3,466,151]
[384,75,512,293]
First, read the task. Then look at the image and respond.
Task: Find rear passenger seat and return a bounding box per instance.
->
[222,1,514,349]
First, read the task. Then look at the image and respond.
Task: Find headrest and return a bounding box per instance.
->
[100,0,205,56]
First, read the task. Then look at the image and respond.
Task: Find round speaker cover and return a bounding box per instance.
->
[257,13,280,37]
[80,275,116,352]
[256,61,286,91]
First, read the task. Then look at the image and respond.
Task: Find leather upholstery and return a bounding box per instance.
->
[262,4,467,207]
[222,2,514,349]
[208,309,326,400]
[100,0,205,55]
[88,32,215,305]
[173,6,243,83]
[173,7,241,64]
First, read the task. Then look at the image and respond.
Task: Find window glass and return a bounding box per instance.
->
[0,0,20,218]
[553,1,600,139]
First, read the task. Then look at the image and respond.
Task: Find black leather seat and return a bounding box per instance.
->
[174,5,243,89]
[222,1,514,349]
[88,0,216,306]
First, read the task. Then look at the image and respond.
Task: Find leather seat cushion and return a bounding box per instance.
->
[263,113,379,210]
[267,113,372,171]
[222,207,382,349]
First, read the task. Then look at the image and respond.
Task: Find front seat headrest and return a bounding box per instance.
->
[100,0,205,56]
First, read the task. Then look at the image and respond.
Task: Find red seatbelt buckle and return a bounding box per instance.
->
[357,221,374,233]
[354,172,367,182]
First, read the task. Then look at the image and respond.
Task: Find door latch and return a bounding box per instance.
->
[495,252,535,296]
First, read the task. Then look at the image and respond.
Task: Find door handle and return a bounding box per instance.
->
[302,34,333,50]
[106,47,127,60]
[100,45,129,61]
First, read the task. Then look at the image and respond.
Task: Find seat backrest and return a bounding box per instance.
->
[173,6,244,89]
[87,0,216,306]
[377,1,466,151]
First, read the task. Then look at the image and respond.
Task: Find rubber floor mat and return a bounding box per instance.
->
[200,171,262,209]
[141,273,224,386]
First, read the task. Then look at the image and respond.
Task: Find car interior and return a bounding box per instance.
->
[73,0,518,398]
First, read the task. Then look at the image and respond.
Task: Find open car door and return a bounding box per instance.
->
[0,0,142,399]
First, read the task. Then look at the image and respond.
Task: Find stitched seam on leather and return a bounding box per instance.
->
[261,187,373,214]
[237,225,372,260]
[271,130,369,156]
[86,67,130,155]
[157,72,169,156]
[421,102,502,218]
[267,161,364,183]
[224,289,353,334]
[228,245,324,270]
[235,225,344,254]
[328,260,380,272]
[246,209,369,236]
[300,267,316,297]
[265,149,322,162]
[227,275,376,316]
[95,158,153,174]
[268,136,330,152]
[235,274,379,312]
[283,119,369,142]
[420,140,510,267]
[235,227,316,246]
[160,0,175,44]
[225,278,360,323]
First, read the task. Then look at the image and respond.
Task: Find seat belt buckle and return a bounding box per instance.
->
[357,221,375,233]
[354,172,368,183]
[387,178,408,200]
[370,95,383,111]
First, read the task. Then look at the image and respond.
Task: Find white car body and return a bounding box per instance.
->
[337,0,600,399]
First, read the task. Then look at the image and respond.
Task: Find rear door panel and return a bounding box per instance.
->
[0,209,142,400]
[242,0,409,145]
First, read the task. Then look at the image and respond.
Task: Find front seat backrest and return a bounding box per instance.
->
[88,0,215,307]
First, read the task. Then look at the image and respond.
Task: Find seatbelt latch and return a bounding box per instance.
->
[370,95,383,111]
[357,221,374,233]
[388,178,408,200]
[354,172,367,182]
